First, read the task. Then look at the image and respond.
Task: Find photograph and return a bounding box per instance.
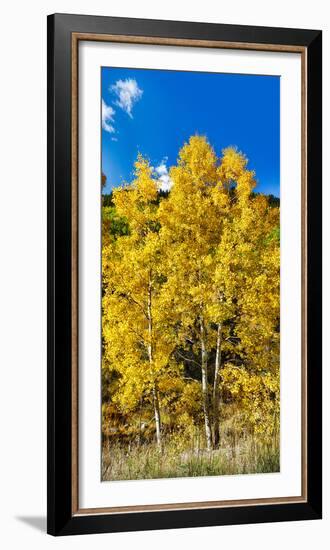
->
[46,12,322,536]
[101,67,281,482]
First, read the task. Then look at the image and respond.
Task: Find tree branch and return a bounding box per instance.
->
[125,294,149,320]
[175,350,201,368]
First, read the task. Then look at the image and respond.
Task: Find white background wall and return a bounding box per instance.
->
[0,0,328,547]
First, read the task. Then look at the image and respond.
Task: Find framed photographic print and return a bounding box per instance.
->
[47,13,322,536]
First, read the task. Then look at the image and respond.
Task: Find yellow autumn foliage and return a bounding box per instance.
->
[102,135,280,451]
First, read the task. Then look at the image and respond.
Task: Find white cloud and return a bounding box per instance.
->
[102,99,115,133]
[154,159,173,192]
[111,137,118,142]
[155,162,168,177]
[110,78,143,118]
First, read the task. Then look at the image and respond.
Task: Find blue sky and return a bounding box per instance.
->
[101,67,280,197]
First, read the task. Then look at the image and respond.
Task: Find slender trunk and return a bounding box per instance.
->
[138,396,143,447]
[200,318,213,451]
[152,384,162,451]
[213,323,222,448]
[147,275,162,451]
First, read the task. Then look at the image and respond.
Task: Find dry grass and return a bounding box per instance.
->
[102,429,279,481]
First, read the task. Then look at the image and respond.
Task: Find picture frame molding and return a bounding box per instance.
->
[47,13,322,536]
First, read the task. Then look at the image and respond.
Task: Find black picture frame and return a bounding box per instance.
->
[47,13,322,536]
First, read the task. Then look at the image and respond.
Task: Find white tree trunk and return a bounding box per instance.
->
[213,323,222,448]
[200,318,213,451]
[147,276,162,451]
[152,385,162,451]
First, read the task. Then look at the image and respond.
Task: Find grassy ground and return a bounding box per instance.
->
[102,431,279,481]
